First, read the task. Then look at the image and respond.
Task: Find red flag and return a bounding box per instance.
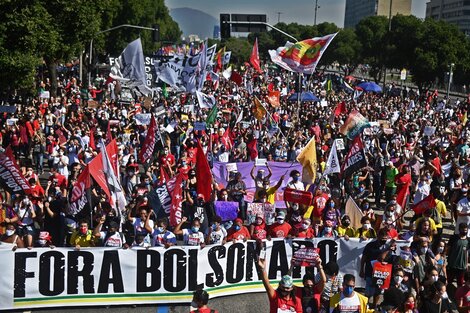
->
[68,165,91,215]
[230,71,243,86]
[247,139,258,160]
[138,116,157,164]
[267,91,280,108]
[221,127,233,150]
[396,181,410,210]
[106,123,113,144]
[88,139,120,201]
[334,101,346,116]
[267,82,275,92]
[196,140,213,203]
[0,147,32,195]
[250,38,262,73]
[89,127,96,150]
[169,173,184,227]
[215,47,225,73]
[411,194,436,215]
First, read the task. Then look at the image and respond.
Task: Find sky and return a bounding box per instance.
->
[165,0,427,29]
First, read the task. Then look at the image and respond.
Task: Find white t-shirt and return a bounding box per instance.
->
[456,197,470,233]
[331,293,361,313]
[152,229,177,247]
[182,229,204,246]
[207,228,227,245]
[100,231,125,247]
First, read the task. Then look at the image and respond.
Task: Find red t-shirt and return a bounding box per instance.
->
[455,285,470,308]
[291,227,315,239]
[269,290,303,313]
[251,223,267,240]
[312,193,329,218]
[160,154,175,167]
[269,222,292,238]
[227,226,251,241]
[431,157,442,177]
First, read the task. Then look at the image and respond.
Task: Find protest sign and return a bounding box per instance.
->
[372,262,393,290]
[194,122,206,131]
[247,203,275,225]
[135,113,151,126]
[284,188,313,206]
[214,201,239,221]
[424,126,436,137]
[292,248,320,267]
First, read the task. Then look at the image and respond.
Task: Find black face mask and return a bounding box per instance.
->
[278,289,291,297]
[343,220,351,227]
[380,239,388,245]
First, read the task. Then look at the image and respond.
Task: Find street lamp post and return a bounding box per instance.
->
[88,24,159,84]
[446,63,455,100]
[314,0,320,26]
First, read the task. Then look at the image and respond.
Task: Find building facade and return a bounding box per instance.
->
[426,0,470,35]
[344,0,412,28]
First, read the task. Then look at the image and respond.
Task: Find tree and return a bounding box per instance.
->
[410,19,466,92]
[223,37,252,65]
[322,28,361,75]
[355,16,389,83]
[387,15,422,70]
[0,0,58,97]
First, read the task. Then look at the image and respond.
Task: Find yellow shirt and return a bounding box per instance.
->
[337,226,356,237]
[434,199,447,229]
[266,186,279,204]
[70,230,94,247]
[355,227,377,238]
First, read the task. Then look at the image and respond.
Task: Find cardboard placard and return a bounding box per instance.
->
[292,248,320,267]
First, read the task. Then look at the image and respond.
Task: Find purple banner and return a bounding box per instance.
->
[212,161,302,190]
[215,201,239,222]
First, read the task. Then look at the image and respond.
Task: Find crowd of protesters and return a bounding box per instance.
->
[0,61,469,313]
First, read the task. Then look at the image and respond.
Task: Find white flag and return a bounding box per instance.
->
[101,140,127,213]
[197,42,208,91]
[109,38,151,96]
[323,140,340,175]
[195,90,216,109]
[222,65,232,80]
[236,110,244,124]
[223,51,231,65]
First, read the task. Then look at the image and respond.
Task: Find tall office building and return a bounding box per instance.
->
[344,0,412,29]
[426,0,470,36]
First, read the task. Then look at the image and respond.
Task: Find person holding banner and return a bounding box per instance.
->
[226,218,250,242]
[257,258,303,313]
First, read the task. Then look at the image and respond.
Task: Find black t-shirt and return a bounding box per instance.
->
[419,298,452,313]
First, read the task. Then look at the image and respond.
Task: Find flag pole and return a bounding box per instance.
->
[257,98,288,141]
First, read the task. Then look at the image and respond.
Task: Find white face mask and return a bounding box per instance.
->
[394,275,403,285]
[302,223,310,230]
[437,247,444,253]
[363,223,371,230]
[6,229,15,236]
[325,227,332,233]
[23,198,30,205]
[432,275,439,282]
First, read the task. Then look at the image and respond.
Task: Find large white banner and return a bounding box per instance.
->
[0,238,380,310]
[155,44,217,93]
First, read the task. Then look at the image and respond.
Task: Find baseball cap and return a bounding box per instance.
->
[277,211,286,219]
[280,275,293,288]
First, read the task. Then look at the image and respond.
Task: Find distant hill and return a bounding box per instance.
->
[170,7,218,40]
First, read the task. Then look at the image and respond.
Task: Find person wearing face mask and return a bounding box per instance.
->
[14,196,36,249]
[355,216,377,240]
[360,200,376,225]
[251,164,272,198]
[226,218,250,242]
[287,170,304,191]
[174,217,205,247]
[290,218,315,239]
[412,239,435,293]
[0,223,24,250]
[322,199,341,229]
[389,268,409,295]
[69,220,94,249]
[206,216,227,245]
[401,294,418,313]
[269,211,292,239]
[151,218,176,248]
[419,281,452,313]
[93,219,127,248]
[250,214,267,241]
[337,215,355,240]
[257,257,303,313]
[447,222,470,287]
[320,220,338,238]
[455,271,470,313]
[360,229,394,300]
[294,262,326,313]
[329,274,370,313]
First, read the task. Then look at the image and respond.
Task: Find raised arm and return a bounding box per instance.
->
[257,258,275,299]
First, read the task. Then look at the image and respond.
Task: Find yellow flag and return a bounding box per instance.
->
[296,136,317,184]
[253,97,267,121]
[462,111,468,125]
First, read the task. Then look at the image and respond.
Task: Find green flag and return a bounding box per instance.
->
[206,104,218,126]
[162,83,168,99]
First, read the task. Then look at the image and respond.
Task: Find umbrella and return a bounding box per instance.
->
[288,91,319,102]
[357,82,382,93]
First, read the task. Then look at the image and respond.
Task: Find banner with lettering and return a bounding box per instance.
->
[0,238,406,310]
[0,147,31,195]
